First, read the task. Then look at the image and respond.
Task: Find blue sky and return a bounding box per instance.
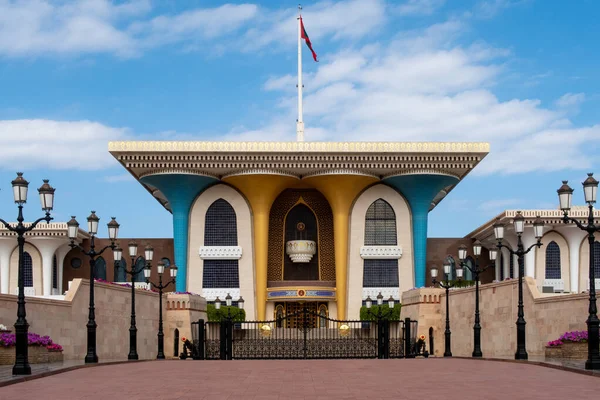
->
[0,0,598,239]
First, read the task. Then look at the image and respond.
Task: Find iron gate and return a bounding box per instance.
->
[199,308,418,360]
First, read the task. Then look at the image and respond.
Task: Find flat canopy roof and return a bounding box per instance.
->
[109,141,489,212]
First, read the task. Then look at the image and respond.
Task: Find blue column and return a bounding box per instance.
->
[383,174,458,288]
[140,174,218,292]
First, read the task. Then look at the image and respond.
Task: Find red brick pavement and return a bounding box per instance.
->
[0,359,598,400]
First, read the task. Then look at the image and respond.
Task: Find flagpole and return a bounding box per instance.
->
[296,4,304,142]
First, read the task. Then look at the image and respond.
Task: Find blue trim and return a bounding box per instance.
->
[140,174,218,292]
[383,174,459,288]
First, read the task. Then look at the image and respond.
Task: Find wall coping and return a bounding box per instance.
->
[441,277,593,305]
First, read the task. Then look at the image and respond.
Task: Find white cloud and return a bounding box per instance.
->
[130,4,258,49]
[394,0,446,16]
[555,93,586,108]
[241,0,387,52]
[0,1,257,58]
[0,119,128,170]
[0,0,385,58]
[478,198,520,211]
[258,19,600,175]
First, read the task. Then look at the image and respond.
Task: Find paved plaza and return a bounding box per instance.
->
[0,358,598,400]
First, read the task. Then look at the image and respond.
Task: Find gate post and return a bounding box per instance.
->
[377,319,390,359]
[193,319,205,360]
[404,317,415,358]
[219,321,227,360]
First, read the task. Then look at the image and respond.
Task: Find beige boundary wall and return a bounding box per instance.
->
[401,278,589,358]
[0,279,206,360]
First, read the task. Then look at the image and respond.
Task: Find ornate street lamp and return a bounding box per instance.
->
[557,174,600,370]
[365,292,397,359]
[119,241,152,360]
[494,211,544,360]
[145,261,177,359]
[0,173,54,375]
[431,260,463,357]
[67,212,119,363]
[458,241,497,357]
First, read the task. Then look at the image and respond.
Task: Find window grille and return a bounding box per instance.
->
[205,199,237,246]
[23,252,33,287]
[364,199,397,245]
[202,260,240,288]
[362,259,399,287]
[545,241,561,279]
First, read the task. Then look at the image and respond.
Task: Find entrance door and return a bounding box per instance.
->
[283,302,319,329]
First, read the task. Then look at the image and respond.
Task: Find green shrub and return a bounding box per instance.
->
[207,303,246,322]
[359,303,401,321]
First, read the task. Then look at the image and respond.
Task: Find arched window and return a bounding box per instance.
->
[23,252,33,287]
[445,256,456,280]
[52,254,58,289]
[500,254,505,281]
[161,257,171,267]
[593,241,600,279]
[318,304,328,328]
[545,241,561,279]
[134,257,146,282]
[115,258,127,282]
[95,257,107,281]
[203,199,239,289]
[365,199,397,245]
[464,256,474,281]
[363,199,398,288]
[204,199,237,246]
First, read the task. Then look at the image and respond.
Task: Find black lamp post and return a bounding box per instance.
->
[557,173,600,370]
[431,261,463,357]
[458,241,497,358]
[144,261,177,359]
[493,211,544,360]
[121,241,153,360]
[365,292,396,359]
[364,292,396,319]
[67,212,120,364]
[214,294,245,320]
[0,173,55,375]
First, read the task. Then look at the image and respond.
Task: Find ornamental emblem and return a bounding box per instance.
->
[296,222,305,231]
[297,289,306,297]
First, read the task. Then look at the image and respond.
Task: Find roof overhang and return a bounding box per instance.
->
[109,141,490,213]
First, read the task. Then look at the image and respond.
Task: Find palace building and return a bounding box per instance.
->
[107,140,489,320]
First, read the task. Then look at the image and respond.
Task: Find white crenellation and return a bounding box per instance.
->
[362,287,400,301]
[199,246,243,260]
[359,246,402,259]
[202,288,240,302]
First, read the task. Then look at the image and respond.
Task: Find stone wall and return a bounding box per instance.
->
[402,278,589,358]
[0,279,205,360]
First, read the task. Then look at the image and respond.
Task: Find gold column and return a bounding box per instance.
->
[303,175,377,319]
[224,174,298,320]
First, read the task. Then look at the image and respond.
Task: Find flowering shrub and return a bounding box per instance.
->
[0,332,62,351]
[173,291,201,296]
[0,324,8,331]
[547,330,598,347]
[47,343,63,352]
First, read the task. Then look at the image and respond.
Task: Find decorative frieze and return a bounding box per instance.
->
[362,287,400,300]
[360,246,402,260]
[201,288,240,301]
[199,246,242,260]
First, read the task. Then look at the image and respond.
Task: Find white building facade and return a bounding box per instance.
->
[468,207,600,294]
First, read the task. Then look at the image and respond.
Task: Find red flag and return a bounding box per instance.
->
[300,17,318,62]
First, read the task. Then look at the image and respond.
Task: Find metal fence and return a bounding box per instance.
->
[192,309,421,360]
